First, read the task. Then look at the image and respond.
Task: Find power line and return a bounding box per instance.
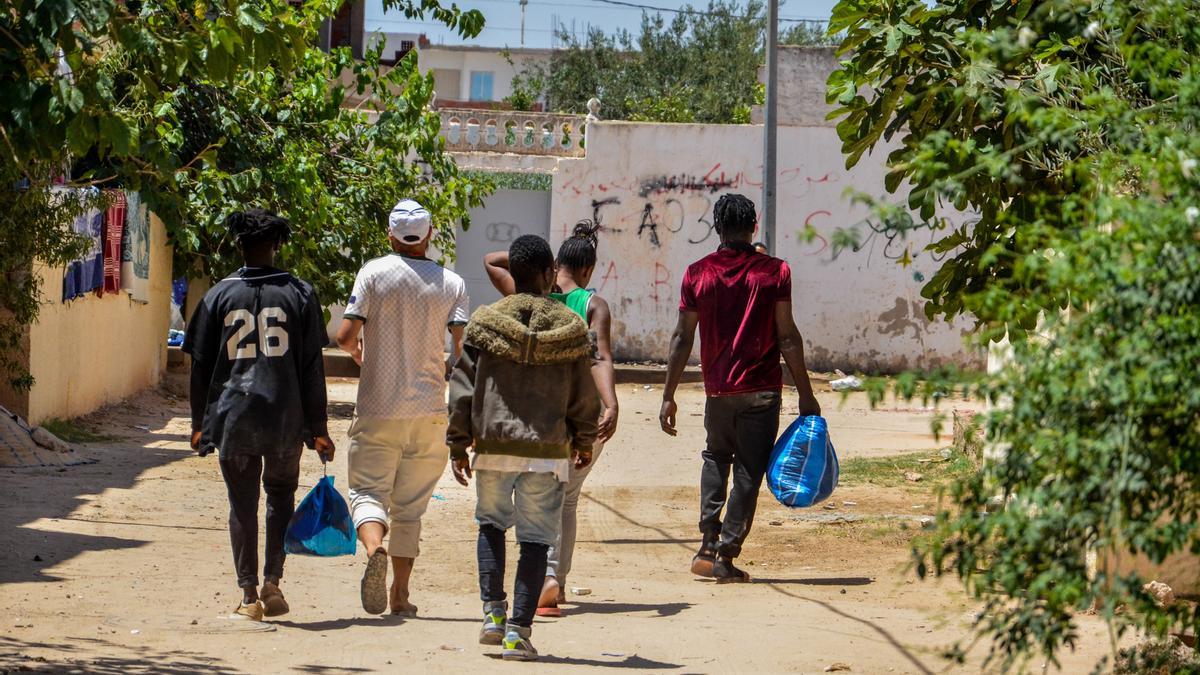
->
[451,0,827,20]
[374,0,829,25]
[584,0,826,22]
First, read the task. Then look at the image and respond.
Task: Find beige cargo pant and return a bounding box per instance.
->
[347,415,448,558]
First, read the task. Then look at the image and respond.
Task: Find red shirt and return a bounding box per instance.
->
[679,246,791,396]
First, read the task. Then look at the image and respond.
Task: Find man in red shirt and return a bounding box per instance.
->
[659,193,821,583]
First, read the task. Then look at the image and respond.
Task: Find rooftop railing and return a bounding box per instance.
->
[438,108,587,157]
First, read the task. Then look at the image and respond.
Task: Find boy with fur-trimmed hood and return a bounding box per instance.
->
[447,234,600,661]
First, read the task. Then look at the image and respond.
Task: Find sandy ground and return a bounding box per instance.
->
[0,377,1124,674]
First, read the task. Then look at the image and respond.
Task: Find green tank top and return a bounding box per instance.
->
[549,287,593,320]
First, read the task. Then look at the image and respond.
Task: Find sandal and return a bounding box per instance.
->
[536,577,562,617]
[361,547,389,615]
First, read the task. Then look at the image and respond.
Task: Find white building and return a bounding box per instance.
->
[368,30,553,108]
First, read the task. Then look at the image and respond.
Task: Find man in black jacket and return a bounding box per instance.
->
[184,209,334,621]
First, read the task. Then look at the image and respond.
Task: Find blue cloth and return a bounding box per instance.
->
[172,278,188,307]
[766,415,839,508]
[285,475,357,556]
[167,329,185,347]
[63,208,104,301]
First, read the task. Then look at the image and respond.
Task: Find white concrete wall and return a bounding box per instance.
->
[455,189,552,312]
[550,121,982,372]
[752,46,840,127]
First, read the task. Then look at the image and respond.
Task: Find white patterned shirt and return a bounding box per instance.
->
[344,254,469,419]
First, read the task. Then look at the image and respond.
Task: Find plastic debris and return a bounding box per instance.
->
[830,376,863,392]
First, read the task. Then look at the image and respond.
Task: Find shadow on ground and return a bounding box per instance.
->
[565,601,691,618]
[485,652,682,669]
[0,388,193,584]
[0,635,238,674]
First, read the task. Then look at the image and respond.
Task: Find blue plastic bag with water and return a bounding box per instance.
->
[767,415,839,508]
[285,472,357,556]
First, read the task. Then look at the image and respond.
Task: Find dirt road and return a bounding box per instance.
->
[1,378,1121,673]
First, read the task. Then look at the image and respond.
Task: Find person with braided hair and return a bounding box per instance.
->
[183,208,334,622]
[660,193,821,584]
[483,220,619,617]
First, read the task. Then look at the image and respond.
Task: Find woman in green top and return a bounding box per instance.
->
[484,221,619,616]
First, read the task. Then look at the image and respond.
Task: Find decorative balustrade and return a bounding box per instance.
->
[438,108,587,157]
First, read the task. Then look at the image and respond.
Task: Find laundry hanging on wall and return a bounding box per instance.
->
[62,205,103,302]
[121,191,151,303]
[102,191,127,295]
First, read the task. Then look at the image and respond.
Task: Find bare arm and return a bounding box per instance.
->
[448,324,465,362]
[335,317,363,365]
[588,296,619,441]
[775,301,821,416]
[659,310,699,436]
[446,324,465,379]
[484,251,516,296]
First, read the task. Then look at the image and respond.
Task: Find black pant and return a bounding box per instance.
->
[219,450,303,589]
[478,524,548,628]
[699,390,781,559]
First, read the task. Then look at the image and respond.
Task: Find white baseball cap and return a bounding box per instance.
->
[388,199,432,244]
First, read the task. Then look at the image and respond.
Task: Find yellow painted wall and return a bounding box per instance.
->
[25,213,172,425]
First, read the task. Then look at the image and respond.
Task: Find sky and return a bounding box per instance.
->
[364,0,841,49]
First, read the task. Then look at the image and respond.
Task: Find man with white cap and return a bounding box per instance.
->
[336,199,470,616]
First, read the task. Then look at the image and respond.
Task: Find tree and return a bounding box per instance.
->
[0,0,489,389]
[519,1,830,124]
[828,0,1200,669]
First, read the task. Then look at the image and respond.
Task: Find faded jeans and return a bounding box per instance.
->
[700,390,781,559]
[475,469,564,627]
[546,439,605,585]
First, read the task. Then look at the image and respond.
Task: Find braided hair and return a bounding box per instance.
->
[556,220,600,270]
[226,208,291,249]
[509,234,554,286]
[713,194,757,237]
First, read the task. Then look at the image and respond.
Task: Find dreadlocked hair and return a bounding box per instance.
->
[226,208,291,249]
[556,220,600,270]
[509,234,555,287]
[713,193,757,237]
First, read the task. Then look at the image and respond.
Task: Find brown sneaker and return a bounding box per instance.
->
[261,582,289,617]
[690,534,718,578]
[232,601,264,621]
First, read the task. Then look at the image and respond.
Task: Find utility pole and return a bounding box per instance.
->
[520,0,528,46]
[762,0,779,255]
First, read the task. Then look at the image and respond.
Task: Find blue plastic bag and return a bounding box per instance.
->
[285,473,357,556]
[767,415,839,508]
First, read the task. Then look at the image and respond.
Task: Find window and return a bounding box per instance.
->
[469,71,494,102]
[400,40,415,53]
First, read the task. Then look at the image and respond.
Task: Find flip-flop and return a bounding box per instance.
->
[361,547,389,615]
[535,606,562,618]
[390,604,418,617]
[691,553,716,577]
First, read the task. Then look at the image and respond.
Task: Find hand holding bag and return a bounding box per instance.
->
[767,415,839,508]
